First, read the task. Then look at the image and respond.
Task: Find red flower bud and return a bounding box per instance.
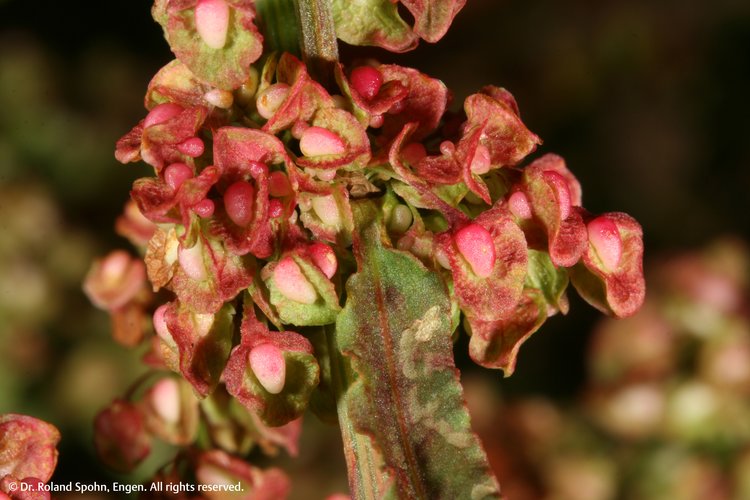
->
[350,66,383,100]
[223,180,255,227]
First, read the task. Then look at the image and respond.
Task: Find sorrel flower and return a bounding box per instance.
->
[86,0,646,496]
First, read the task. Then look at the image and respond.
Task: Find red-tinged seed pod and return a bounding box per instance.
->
[587,215,623,271]
[470,144,491,174]
[401,142,427,165]
[224,180,255,227]
[542,170,572,220]
[316,169,337,182]
[153,304,172,342]
[274,256,317,304]
[177,137,205,158]
[256,83,290,119]
[308,242,337,279]
[164,163,193,191]
[509,191,532,219]
[454,223,496,278]
[194,0,230,50]
[193,199,215,218]
[269,171,292,197]
[299,127,347,157]
[249,343,286,394]
[144,103,183,128]
[350,66,383,100]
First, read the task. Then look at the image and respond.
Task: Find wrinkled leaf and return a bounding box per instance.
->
[467,289,548,376]
[153,0,263,90]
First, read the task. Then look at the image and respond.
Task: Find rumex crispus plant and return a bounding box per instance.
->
[84,0,646,497]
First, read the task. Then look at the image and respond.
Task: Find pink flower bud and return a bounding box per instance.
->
[311,195,341,227]
[274,256,317,304]
[223,180,255,227]
[256,83,290,119]
[508,191,532,219]
[178,241,207,281]
[369,114,384,128]
[291,120,310,139]
[470,144,491,174]
[587,216,623,271]
[439,141,455,156]
[83,251,146,311]
[143,103,183,128]
[249,343,286,394]
[152,304,172,342]
[164,162,193,191]
[350,66,383,100]
[203,88,234,109]
[193,198,215,218]
[542,170,572,220]
[299,127,347,157]
[269,171,292,197]
[308,242,337,279]
[150,378,181,424]
[401,142,427,165]
[177,136,205,158]
[269,199,283,218]
[194,0,230,50]
[454,223,496,278]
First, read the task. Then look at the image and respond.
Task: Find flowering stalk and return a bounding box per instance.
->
[85,0,646,497]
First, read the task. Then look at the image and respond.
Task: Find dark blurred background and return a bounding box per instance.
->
[1,0,748,496]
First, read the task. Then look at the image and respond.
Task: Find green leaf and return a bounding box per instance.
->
[525,249,570,314]
[332,0,417,52]
[336,216,501,499]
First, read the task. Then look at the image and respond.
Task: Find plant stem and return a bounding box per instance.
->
[326,326,391,499]
[293,0,339,88]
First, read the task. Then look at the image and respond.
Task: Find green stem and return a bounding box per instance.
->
[293,0,339,88]
[326,326,391,499]
[255,0,301,56]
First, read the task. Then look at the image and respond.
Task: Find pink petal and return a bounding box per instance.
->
[274,257,317,304]
[542,170,572,220]
[454,223,496,278]
[194,0,230,50]
[299,127,347,157]
[149,378,181,424]
[143,103,183,128]
[308,242,337,279]
[587,215,623,271]
[249,343,286,394]
[178,241,207,281]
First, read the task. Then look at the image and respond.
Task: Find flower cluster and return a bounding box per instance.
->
[85,0,645,493]
[0,414,60,500]
[469,239,750,500]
